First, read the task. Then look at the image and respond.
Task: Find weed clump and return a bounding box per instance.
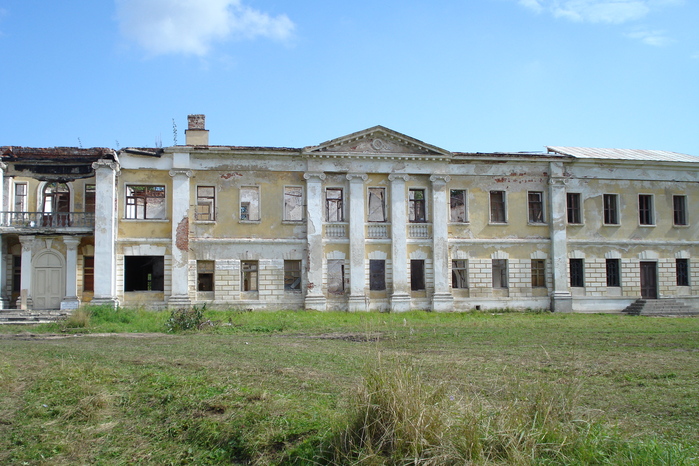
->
[165,306,205,332]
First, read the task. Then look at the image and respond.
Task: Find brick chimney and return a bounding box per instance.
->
[185,114,209,145]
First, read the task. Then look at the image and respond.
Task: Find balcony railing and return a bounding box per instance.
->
[324,223,348,238]
[0,212,95,229]
[408,223,432,238]
[367,223,390,239]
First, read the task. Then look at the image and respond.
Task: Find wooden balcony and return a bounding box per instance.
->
[0,212,95,233]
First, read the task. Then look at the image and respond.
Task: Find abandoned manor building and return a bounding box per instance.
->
[2,114,698,314]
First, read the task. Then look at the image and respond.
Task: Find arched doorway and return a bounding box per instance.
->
[33,250,65,309]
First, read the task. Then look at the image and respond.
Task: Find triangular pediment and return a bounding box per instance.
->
[304,126,452,159]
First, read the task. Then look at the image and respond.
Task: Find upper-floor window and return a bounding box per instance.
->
[490,191,506,223]
[450,189,467,223]
[673,195,688,226]
[528,191,545,224]
[43,182,70,213]
[638,194,654,226]
[326,188,344,222]
[284,186,304,222]
[240,186,260,221]
[603,194,619,225]
[368,187,386,222]
[408,189,426,223]
[567,193,582,224]
[13,182,27,212]
[196,186,215,221]
[84,185,95,214]
[125,185,166,220]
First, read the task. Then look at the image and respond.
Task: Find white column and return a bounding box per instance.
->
[61,236,81,310]
[430,175,453,311]
[167,168,193,308]
[549,162,572,312]
[389,174,411,312]
[91,160,119,308]
[347,173,368,311]
[18,235,34,310]
[304,172,327,310]
[0,162,6,308]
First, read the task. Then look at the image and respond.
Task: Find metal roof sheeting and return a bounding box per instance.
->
[546,146,699,163]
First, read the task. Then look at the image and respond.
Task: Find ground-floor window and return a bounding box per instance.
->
[83,256,94,292]
[370,260,386,291]
[676,259,690,287]
[411,260,425,291]
[284,260,302,291]
[570,259,584,288]
[327,259,345,294]
[124,256,164,291]
[606,259,620,287]
[452,260,468,289]
[531,259,545,288]
[492,259,508,288]
[197,260,214,291]
[241,261,258,291]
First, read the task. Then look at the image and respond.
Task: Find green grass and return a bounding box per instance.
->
[0,310,698,464]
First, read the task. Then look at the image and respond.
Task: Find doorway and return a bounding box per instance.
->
[640,261,658,299]
[33,251,65,309]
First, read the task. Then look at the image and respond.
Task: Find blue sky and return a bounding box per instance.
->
[1,0,697,155]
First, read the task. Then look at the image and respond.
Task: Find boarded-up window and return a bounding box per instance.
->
[241,261,258,291]
[368,188,386,222]
[284,186,304,221]
[327,259,345,294]
[83,256,94,292]
[240,187,260,221]
[409,189,426,223]
[198,260,214,291]
[196,186,215,221]
[125,185,166,220]
[284,260,302,290]
[450,189,467,223]
[411,260,425,291]
[492,259,508,288]
[452,260,468,288]
[326,188,343,222]
[370,260,386,291]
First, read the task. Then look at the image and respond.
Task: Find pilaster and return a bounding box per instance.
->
[18,235,34,310]
[304,172,327,310]
[61,236,81,310]
[91,159,120,308]
[430,175,454,311]
[549,162,572,312]
[167,168,193,309]
[389,174,411,312]
[347,173,368,311]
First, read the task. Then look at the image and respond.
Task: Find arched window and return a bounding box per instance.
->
[42,182,70,226]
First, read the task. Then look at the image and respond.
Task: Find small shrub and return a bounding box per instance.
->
[62,308,91,329]
[165,305,205,332]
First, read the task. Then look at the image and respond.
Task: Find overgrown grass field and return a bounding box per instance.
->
[1,308,698,464]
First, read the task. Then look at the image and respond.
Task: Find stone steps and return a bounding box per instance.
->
[622,299,699,317]
[0,309,69,324]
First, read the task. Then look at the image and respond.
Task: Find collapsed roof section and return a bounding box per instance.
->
[0,146,117,181]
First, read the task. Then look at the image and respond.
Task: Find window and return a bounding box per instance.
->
[327,259,345,294]
[411,260,425,291]
[603,194,619,225]
[528,192,545,223]
[196,186,215,221]
[284,186,304,221]
[284,260,302,291]
[673,195,688,226]
[197,260,214,292]
[490,191,506,223]
[83,256,94,292]
[241,261,258,291]
[326,188,344,222]
[124,256,164,291]
[408,189,426,223]
[638,194,654,225]
[606,259,620,287]
[676,259,689,286]
[492,259,508,288]
[125,185,166,220]
[368,187,386,222]
[84,185,95,214]
[370,260,386,291]
[452,260,468,289]
[567,193,582,224]
[13,182,27,211]
[531,259,546,288]
[570,259,584,288]
[12,256,21,294]
[240,186,260,221]
[450,189,467,222]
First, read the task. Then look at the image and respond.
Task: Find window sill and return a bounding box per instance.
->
[567,222,584,227]
[638,224,656,228]
[602,223,621,227]
[449,221,470,225]
[488,222,508,226]
[282,220,305,224]
[673,224,690,228]
[194,220,216,224]
[122,218,169,222]
[239,220,261,224]
[528,222,547,227]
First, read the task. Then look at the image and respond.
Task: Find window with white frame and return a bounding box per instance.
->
[638,194,654,226]
[196,186,215,221]
[490,191,506,223]
[528,191,545,223]
[125,185,166,219]
[603,194,619,225]
[326,188,344,222]
[240,186,260,221]
[13,182,27,211]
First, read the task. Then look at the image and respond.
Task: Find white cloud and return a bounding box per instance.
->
[115,0,295,56]
[518,0,682,24]
[518,0,544,13]
[625,29,674,46]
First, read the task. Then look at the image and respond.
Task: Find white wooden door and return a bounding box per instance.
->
[33,252,64,309]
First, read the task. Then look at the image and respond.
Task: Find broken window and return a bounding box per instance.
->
[368,187,386,222]
[603,194,619,225]
[528,191,545,223]
[638,194,654,225]
[606,259,620,287]
[411,260,425,291]
[490,191,506,223]
[326,188,344,222]
[84,185,95,214]
[124,256,164,291]
[241,261,258,291]
[408,189,426,223]
[451,260,468,289]
[125,185,166,220]
[531,259,546,288]
[197,260,215,292]
[370,260,386,291]
[42,182,71,226]
[492,259,508,288]
[450,189,467,223]
[240,186,260,221]
[570,259,584,288]
[196,186,215,221]
[14,182,27,212]
[673,195,688,226]
[567,193,582,224]
[676,259,689,286]
[83,256,94,292]
[284,260,302,291]
[284,186,304,221]
[327,259,345,294]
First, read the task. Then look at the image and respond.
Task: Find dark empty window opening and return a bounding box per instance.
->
[603,194,619,225]
[197,260,214,292]
[676,259,690,287]
[83,256,94,292]
[490,191,506,223]
[124,256,164,292]
[567,193,582,224]
[606,259,620,287]
[673,195,688,226]
[411,260,425,291]
[570,259,584,288]
[639,194,654,225]
[370,260,386,291]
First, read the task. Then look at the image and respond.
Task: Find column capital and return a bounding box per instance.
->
[346,173,368,182]
[304,172,326,182]
[549,177,567,187]
[62,236,81,249]
[92,159,120,172]
[388,173,410,182]
[169,168,193,178]
[429,174,451,186]
[18,235,34,251]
